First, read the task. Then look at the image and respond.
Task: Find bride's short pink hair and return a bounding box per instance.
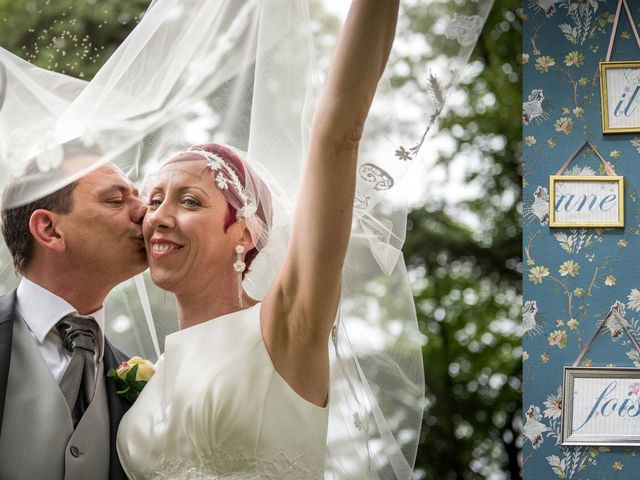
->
[165,144,271,275]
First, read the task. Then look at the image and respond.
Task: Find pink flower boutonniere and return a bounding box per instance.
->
[107,356,156,402]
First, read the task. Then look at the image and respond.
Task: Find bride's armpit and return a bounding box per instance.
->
[258,303,329,408]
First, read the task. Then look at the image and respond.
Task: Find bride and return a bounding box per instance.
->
[116,0,402,478]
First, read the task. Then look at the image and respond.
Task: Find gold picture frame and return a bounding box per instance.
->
[549,175,624,228]
[600,61,640,133]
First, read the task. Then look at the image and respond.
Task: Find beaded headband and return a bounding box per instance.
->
[181,147,257,220]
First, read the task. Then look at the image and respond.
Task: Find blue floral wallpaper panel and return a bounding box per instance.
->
[524,1,640,478]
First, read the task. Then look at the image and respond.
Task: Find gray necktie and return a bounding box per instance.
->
[57,315,98,426]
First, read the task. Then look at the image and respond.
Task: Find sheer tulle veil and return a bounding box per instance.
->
[0,0,492,477]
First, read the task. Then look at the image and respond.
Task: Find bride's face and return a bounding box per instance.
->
[143,159,236,293]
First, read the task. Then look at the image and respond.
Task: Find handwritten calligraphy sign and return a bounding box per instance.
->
[549,175,624,228]
[601,62,640,133]
[562,367,640,446]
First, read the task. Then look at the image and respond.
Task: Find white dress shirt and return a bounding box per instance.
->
[15,277,106,384]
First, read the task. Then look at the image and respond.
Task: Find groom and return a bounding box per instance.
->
[0,161,147,479]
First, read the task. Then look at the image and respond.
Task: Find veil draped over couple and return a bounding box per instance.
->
[0,0,491,478]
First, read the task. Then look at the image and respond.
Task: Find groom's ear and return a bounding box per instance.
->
[29,209,65,254]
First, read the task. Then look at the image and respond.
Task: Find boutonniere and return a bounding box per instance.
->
[107,356,156,402]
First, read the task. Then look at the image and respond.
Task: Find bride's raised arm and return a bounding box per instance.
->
[262,0,400,403]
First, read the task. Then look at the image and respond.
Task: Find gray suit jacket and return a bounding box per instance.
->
[0,290,131,480]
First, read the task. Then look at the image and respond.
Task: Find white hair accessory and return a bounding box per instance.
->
[236,202,257,220]
[181,147,258,223]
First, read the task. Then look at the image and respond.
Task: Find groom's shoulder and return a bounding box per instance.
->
[0,290,17,326]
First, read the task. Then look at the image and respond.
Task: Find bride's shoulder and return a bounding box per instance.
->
[153,354,165,369]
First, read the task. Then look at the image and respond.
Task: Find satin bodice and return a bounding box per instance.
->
[117,303,328,479]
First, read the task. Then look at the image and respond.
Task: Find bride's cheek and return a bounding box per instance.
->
[142,220,153,240]
[142,209,159,233]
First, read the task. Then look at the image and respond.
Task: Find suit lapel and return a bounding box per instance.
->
[0,290,16,438]
[104,340,131,480]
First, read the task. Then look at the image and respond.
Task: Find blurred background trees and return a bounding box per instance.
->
[0,0,521,477]
[398,1,522,478]
[0,0,147,77]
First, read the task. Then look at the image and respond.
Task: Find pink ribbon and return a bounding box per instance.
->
[555,139,616,176]
[606,0,640,62]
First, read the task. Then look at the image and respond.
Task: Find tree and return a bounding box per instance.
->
[0,0,147,78]
[398,1,522,478]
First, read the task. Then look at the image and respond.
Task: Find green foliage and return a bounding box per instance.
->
[0,0,148,78]
[107,364,148,403]
[399,1,522,478]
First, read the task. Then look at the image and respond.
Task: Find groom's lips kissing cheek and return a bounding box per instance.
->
[149,237,183,259]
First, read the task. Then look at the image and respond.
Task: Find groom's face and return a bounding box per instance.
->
[57,164,148,285]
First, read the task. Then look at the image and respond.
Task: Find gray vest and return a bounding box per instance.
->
[0,316,110,480]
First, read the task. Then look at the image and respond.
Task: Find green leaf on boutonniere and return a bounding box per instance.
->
[107,360,155,403]
[125,364,139,383]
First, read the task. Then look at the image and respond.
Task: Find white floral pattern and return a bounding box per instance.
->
[523,405,550,449]
[141,450,323,480]
[604,301,627,339]
[530,0,561,18]
[543,385,563,419]
[445,14,484,47]
[628,289,640,312]
[523,300,540,335]
[523,89,549,125]
[559,0,606,45]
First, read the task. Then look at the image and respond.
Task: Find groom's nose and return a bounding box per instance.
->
[131,200,147,224]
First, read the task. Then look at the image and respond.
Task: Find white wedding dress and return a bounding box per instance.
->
[116,303,329,479]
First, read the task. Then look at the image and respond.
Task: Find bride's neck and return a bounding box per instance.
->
[175,288,256,330]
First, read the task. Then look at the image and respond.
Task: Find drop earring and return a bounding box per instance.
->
[233,245,246,308]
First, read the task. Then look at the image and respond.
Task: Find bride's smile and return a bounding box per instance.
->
[149,239,183,258]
